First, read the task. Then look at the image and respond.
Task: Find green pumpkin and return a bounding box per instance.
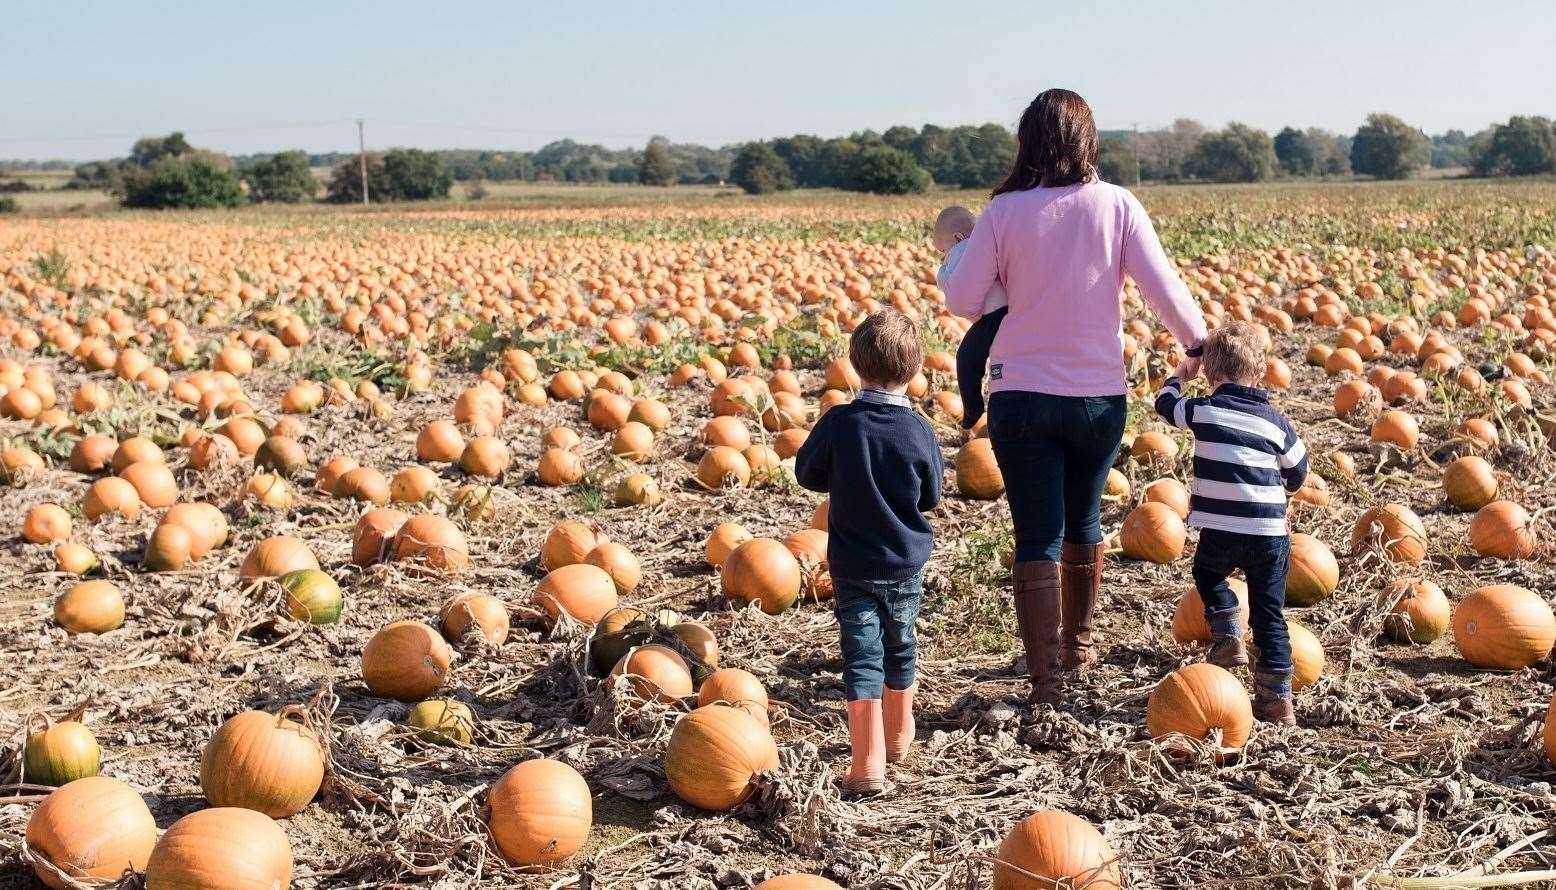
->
[24,721,102,786]
[280,569,342,624]
[406,699,475,746]
[588,607,651,676]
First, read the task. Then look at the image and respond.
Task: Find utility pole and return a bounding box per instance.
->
[357,119,369,206]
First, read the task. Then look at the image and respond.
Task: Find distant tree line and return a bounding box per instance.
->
[33,111,1556,210]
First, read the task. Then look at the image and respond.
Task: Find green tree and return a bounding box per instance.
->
[1136,119,1205,181]
[882,126,919,152]
[243,150,319,203]
[1472,117,1556,177]
[843,145,931,194]
[1185,123,1278,183]
[1096,136,1139,185]
[729,143,794,194]
[638,136,677,186]
[325,153,383,203]
[771,135,831,187]
[129,132,193,167]
[0,195,17,214]
[1273,127,1318,176]
[1351,113,1427,179]
[379,148,452,200]
[120,153,246,209]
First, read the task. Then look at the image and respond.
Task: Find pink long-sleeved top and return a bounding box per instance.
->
[941,180,1207,398]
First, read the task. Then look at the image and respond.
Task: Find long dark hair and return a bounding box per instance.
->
[993,89,1098,196]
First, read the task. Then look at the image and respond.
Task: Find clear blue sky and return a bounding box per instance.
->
[5,0,1552,160]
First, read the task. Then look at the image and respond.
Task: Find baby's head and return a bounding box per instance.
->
[849,308,923,392]
[934,206,977,252]
[1202,320,1268,388]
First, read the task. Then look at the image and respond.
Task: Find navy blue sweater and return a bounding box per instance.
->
[1154,378,1309,536]
[794,391,944,581]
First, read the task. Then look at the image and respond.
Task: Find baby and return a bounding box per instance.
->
[935,206,1008,430]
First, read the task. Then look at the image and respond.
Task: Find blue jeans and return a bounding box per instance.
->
[834,573,921,700]
[987,391,1128,562]
[1193,528,1292,676]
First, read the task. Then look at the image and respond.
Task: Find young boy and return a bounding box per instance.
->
[1153,321,1308,725]
[795,309,944,792]
[935,206,1007,431]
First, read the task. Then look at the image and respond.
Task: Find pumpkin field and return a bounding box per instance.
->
[5,180,1556,889]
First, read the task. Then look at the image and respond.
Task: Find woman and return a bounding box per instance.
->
[942,89,1207,705]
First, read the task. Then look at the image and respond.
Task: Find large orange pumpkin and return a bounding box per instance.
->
[393,514,469,572]
[535,563,619,626]
[705,522,753,568]
[55,580,124,634]
[82,476,142,522]
[1468,500,1537,560]
[992,809,1121,890]
[350,507,408,566]
[1284,533,1339,605]
[721,537,802,614]
[1120,502,1186,563]
[1285,620,1325,690]
[663,704,779,811]
[955,438,1004,499]
[144,807,293,890]
[611,645,694,703]
[585,541,642,595]
[1349,504,1427,563]
[440,592,510,645]
[1443,455,1498,511]
[487,758,592,866]
[26,776,157,889]
[1453,584,1556,669]
[1381,578,1451,644]
[1146,663,1253,755]
[161,501,228,558]
[1142,478,1191,519]
[696,445,751,490]
[240,535,319,579]
[200,708,325,818]
[755,877,844,890]
[542,519,598,571]
[416,420,465,462]
[698,668,769,724]
[362,620,452,700]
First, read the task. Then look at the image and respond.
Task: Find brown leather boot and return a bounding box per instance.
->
[1060,541,1104,670]
[1207,634,1249,669]
[1013,560,1062,706]
[1254,671,1296,726]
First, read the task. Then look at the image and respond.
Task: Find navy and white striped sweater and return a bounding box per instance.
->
[1153,378,1309,536]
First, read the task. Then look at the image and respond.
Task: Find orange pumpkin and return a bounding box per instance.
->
[26,776,157,889]
[993,809,1121,890]
[144,807,293,890]
[696,446,751,490]
[161,502,228,558]
[1142,478,1190,519]
[487,759,592,866]
[1453,584,1556,669]
[393,514,469,572]
[460,436,511,477]
[416,420,466,462]
[82,476,142,522]
[1120,502,1186,563]
[362,620,452,700]
[1381,578,1451,644]
[537,447,585,486]
[200,708,325,817]
[611,644,694,703]
[705,522,753,568]
[1349,504,1427,563]
[55,580,124,634]
[585,541,642,595]
[535,563,620,626]
[1284,534,1339,605]
[755,877,844,890]
[240,535,319,578]
[697,668,769,724]
[1146,663,1253,755]
[721,537,802,614]
[1170,578,1249,644]
[663,704,779,811]
[955,437,1004,499]
[542,519,598,571]
[1468,500,1537,560]
[351,507,408,566]
[440,592,510,645]
[22,503,71,544]
[1443,455,1498,511]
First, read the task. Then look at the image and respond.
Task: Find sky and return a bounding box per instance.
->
[4,0,1553,161]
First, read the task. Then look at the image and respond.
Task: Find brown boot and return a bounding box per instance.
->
[1013,560,1062,706]
[1060,541,1104,670]
[1254,671,1296,726]
[1207,634,1249,669]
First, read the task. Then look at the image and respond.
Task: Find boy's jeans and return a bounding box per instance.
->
[834,573,922,701]
[1192,528,1292,681]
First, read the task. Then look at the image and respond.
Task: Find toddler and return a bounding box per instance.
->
[1153,321,1308,724]
[935,206,1008,430]
[795,308,944,792]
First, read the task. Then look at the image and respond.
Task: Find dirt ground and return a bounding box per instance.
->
[4,258,1556,889]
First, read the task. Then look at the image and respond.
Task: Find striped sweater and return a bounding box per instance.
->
[1153,378,1309,536]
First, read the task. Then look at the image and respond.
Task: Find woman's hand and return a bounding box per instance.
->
[1172,357,1201,380]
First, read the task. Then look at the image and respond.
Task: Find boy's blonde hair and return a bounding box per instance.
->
[849,309,923,388]
[1202,320,1267,385]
